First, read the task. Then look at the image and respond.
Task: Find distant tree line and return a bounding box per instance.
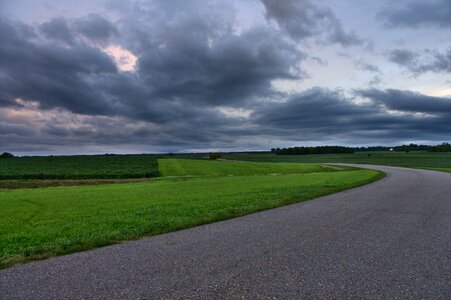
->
[392,143,430,152]
[271,143,451,155]
[391,143,451,153]
[0,152,14,158]
[354,143,451,152]
[271,146,354,155]
[353,145,430,152]
[353,146,392,152]
[426,142,451,152]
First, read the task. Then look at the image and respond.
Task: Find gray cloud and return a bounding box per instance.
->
[0,4,303,122]
[389,48,451,75]
[389,49,417,66]
[310,56,328,65]
[356,88,451,115]
[1,1,450,154]
[1,87,450,154]
[135,27,303,107]
[355,60,381,73]
[252,88,451,143]
[378,0,451,28]
[0,122,32,136]
[40,18,75,45]
[0,3,306,153]
[74,13,119,45]
[0,16,119,115]
[261,0,363,46]
[39,14,118,47]
[369,76,382,86]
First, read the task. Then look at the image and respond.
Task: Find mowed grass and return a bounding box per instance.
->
[0,159,383,268]
[0,155,159,179]
[158,158,345,177]
[0,178,154,190]
[222,151,451,172]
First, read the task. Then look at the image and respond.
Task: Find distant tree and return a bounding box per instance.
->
[353,146,392,152]
[272,143,451,155]
[394,143,429,152]
[429,142,451,152]
[209,153,221,160]
[0,152,14,158]
[273,146,354,155]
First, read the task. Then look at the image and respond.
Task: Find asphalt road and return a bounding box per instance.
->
[1,165,450,299]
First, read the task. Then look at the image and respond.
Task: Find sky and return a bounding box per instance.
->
[0,0,450,155]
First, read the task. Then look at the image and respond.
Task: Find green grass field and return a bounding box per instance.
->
[158,158,347,177]
[0,158,382,268]
[222,151,451,172]
[0,155,159,179]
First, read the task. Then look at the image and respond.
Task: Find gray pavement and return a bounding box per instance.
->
[1,165,450,299]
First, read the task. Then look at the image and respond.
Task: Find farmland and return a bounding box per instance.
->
[0,158,382,268]
[223,151,451,172]
[0,155,159,180]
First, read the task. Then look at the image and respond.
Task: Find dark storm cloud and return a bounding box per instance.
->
[74,13,119,45]
[0,89,20,107]
[1,109,245,153]
[378,0,451,28]
[40,18,75,45]
[356,88,451,115]
[115,0,304,108]
[0,0,305,151]
[0,122,32,136]
[260,0,363,46]
[136,27,303,107]
[0,1,303,124]
[39,13,118,46]
[252,88,451,141]
[2,87,450,153]
[1,0,450,154]
[389,48,451,75]
[0,16,119,115]
[253,88,369,131]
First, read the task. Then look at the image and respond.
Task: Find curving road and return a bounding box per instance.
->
[1,165,450,299]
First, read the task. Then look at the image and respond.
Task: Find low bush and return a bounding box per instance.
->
[209,153,222,160]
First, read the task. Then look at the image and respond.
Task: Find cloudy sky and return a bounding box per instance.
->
[1,0,450,155]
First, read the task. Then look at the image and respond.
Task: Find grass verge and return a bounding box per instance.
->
[0,164,383,269]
